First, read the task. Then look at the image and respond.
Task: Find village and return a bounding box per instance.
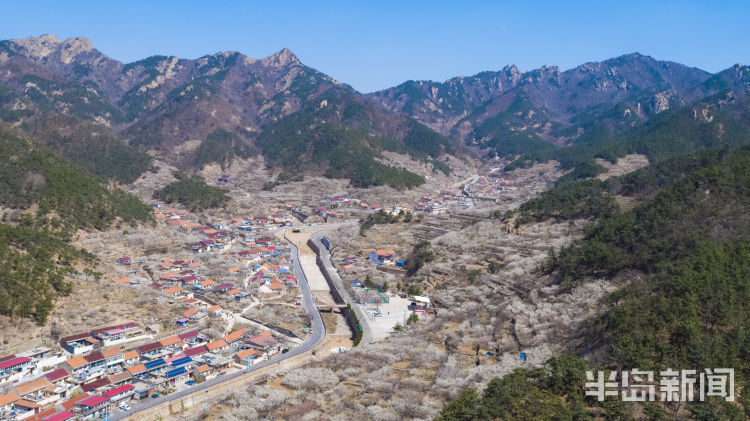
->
[0,185,452,420]
[0,202,313,420]
[0,149,564,421]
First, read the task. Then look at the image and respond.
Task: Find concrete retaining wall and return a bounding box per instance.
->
[307,238,358,340]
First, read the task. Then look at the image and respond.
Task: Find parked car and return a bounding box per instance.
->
[185,380,196,386]
[282,348,290,354]
[119,403,131,411]
[151,393,160,398]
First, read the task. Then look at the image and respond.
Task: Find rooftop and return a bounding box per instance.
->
[77,394,109,408]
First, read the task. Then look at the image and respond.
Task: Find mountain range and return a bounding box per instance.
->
[1,34,749,186]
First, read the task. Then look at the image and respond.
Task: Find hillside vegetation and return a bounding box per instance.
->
[0,221,93,324]
[0,128,152,324]
[0,129,152,229]
[257,117,426,189]
[475,145,750,418]
[194,129,255,170]
[507,97,750,179]
[153,171,230,211]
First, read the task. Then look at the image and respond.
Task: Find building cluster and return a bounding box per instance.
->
[0,323,284,420]
[323,191,467,217]
[114,206,301,328]
[464,175,517,199]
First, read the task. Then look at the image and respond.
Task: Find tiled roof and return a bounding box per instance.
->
[15,377,52,396]
[44,368,70,382]
[206,340,227,351]
[65,356,88,369]
[80,378,110,393]
[77,394,109,407]
[159,336,180,347]
[103,384,134,397]
[0,355,16,363]
[15,399,39,409]
[178,330,200,341]
[41,410,76,421]
[0,392,19,407]
[32,408,56,421]
[136,342,162,354]
[84,352,105,363]
[184,346,207,357]
[126,364,146,375]
[248,331,276,347]
[236,348,263,360]
[101,347,123,359]
[123,350,139,360]
[0,356,31,369]
[163,286,182,294]
[224,328,246,343]
[60,393,89,410]
[91,322,138,336]
[107,371,132,385]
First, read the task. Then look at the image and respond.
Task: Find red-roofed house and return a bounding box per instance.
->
[0,356,32,375]
[223,328,246,348]
[205,340,228,353]
[102,384,134,401]
[76,395,110,417]
[136,342,163,357]
[41,410,76,421]
[0,392,19,413]
[184,346,207,357]
[215,283,233,292]
[178,330,200,343]
[59,393,89,411]
[80,377,111,393]
[44,368,70,383]
[246,331,277,351]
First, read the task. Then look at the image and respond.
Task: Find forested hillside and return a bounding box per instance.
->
[0,127,152,324]
[507,95,750,177]
[256,88,452,188]
[455,145,750,418]
[153,171,230,211]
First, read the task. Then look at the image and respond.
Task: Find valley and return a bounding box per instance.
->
[0,32,749,420]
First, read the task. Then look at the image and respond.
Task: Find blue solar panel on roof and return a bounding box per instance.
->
[144,359,166,369]
[170,356,192,366]
[166,366,187,379]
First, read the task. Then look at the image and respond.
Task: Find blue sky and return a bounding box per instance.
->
[2,0,748,92]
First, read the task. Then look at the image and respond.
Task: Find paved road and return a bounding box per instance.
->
[112,235,326,421]
[309,231,374,345]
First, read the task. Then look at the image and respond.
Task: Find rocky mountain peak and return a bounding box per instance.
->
[60,36,94,52]
[5,34,98,65]
[59,37,96,64]
[502,64,522,83]
[262,48,300,68]
[8,34,63,59]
